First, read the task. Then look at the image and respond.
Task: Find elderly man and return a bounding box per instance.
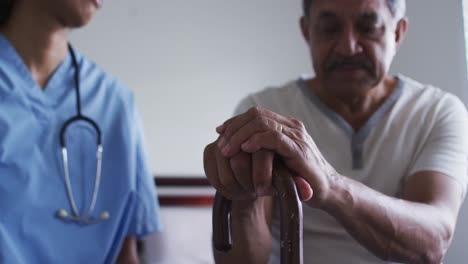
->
[204,0,468,263]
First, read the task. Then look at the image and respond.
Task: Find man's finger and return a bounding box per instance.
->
[219,116,288,157]
[217,107,299,151]
[230,151,255,194]
[252,150,275,197]
[241,128,298,160]
[215,145,244,199]
[293,176,313,201]
[204,143,221,189]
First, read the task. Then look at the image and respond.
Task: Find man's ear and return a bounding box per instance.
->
[395,18,408,50]
[300,16,311,44]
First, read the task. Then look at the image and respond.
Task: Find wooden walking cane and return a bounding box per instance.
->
[212,161,303,264]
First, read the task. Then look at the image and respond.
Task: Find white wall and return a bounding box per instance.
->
[70,1,468,263]
[71,0,310,176]
[390,1,468,102]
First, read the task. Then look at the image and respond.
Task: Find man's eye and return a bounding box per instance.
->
[318,24,340,35]
[358,24,379,35]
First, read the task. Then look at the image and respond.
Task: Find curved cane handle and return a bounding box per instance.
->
[212,162,303,264]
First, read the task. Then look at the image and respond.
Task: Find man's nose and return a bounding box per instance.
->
[335,28,363,56]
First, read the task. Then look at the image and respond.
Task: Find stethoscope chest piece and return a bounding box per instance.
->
[56,208,110,225]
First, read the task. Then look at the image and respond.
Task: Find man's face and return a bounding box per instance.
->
[302,0,406,96]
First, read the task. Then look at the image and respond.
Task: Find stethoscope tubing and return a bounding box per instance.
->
[57,44,107,225]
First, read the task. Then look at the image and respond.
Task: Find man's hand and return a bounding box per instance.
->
[210,107,338,204]
[205,136,277,201]
[204,140,279,263]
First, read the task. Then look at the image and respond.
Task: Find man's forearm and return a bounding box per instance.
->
[214,198,272,264]
[321,176,454,264]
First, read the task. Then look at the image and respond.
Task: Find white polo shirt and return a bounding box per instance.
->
[234,75,468,264]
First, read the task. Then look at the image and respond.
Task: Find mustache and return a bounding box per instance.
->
[325,55,373,73]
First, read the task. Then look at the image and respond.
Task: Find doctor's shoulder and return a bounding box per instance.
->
[78,54,138,113]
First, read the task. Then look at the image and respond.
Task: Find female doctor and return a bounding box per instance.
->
[0,0,161,263]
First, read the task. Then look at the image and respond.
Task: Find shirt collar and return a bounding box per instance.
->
[0,33,74,107]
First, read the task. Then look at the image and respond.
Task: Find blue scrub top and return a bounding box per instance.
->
[0,35,162,263]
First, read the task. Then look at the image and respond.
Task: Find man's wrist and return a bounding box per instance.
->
[313,170,350,211]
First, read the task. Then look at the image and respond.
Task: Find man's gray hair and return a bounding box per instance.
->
[302,0,406,20]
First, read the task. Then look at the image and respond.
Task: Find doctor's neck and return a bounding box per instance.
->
[1,1,68,89]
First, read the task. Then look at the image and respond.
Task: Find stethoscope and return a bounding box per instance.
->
[55,44,109,225]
